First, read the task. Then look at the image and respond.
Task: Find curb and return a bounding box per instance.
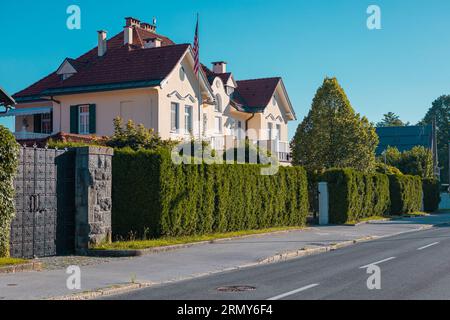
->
[87,228,307,258]
[48,282,154,300]
[0,262,42,274]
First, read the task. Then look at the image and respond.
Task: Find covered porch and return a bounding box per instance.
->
[0,106,53,140]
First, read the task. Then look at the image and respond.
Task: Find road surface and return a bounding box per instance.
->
[105,225,450,300]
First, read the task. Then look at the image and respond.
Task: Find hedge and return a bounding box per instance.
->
[0,126,19,257]
[422,178,440,213]
[388,174,422,215]
[322,169,390,224]
[112,148,309,239]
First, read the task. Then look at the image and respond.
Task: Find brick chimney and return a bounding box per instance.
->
[140,22,156,33]
[212,61,227,74]
[97,30,107,57]
[125,17,141,27]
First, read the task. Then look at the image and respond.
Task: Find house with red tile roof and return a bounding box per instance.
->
[4,17,296,162]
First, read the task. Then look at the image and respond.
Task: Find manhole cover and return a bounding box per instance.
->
[217,286,256,292]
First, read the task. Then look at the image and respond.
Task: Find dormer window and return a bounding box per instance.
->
[57,58,78,81]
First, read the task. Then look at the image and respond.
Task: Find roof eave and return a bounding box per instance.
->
[41,79,162,96]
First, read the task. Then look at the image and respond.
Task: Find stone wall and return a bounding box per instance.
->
[75,146,113,254]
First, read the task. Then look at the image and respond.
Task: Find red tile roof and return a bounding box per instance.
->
[14,27,179,99]
[234,77,281,109]
[201,65,232,85]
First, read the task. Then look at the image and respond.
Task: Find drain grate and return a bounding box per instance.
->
[217,285,256,292]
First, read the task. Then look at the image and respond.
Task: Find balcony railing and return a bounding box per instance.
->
[14,132,51,140]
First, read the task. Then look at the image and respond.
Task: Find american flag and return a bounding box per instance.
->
[193,17,200,77]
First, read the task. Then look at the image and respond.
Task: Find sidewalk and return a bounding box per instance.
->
[1,213,450,300]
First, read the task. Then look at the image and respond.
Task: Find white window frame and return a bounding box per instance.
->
[214,94,222,113]
[41,113,52,134]
[185,105,193,134]
[214,116,223,134]
[79,105,90,135]
[171,102,180,132]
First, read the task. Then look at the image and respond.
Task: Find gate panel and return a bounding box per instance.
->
[10,147,75,258]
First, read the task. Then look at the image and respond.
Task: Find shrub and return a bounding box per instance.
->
[107,117,176,151]
[112,149,309,239]
[0,126,19,257]
[322,169,390,224]
[388,174,422,215]
[422,178,440,213]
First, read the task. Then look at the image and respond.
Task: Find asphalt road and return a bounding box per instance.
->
[104,224,450,300]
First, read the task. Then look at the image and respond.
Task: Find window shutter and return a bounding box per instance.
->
[34,114,42,133]
[70,105,79,134]
[89,104,96,134]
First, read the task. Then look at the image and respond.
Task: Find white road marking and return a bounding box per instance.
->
[360,257,396,269]
[417,242,439,251]
[267,283,319,300]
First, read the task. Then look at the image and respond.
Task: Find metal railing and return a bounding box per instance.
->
[14,132,51,140]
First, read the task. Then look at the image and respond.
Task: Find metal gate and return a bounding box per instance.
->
[10,147,75,258]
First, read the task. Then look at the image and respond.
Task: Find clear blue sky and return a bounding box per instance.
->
[1,0,450,138]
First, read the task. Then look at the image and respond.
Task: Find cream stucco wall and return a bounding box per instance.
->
[52,87,158,136]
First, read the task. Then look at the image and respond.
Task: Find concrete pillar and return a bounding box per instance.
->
[75,147,113,254]
[318,182,329,225]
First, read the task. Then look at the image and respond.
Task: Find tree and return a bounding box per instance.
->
[381,146,433,179]
[376,112,409,127]
[291,77,379,173]
[419,95,450,183]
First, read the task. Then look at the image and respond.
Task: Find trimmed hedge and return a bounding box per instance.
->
[112,148,309,239]
[322,169,390,224]
[0,126,19,257]
[388,174,422,215]
[422,178,440,213]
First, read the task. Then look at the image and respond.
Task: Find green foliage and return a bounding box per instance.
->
[422,178,441,213]
[112,149,309,239]
[382,146,433,179]
[322,169,390,224]
[291,77,378,173]
[107,117,176,151]
[0,126,19,257]
[375,162,403,175]
[419,95,450,183]
[376,112,409,127]
[388,174,423,215]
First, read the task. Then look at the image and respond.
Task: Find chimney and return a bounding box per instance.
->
[144,37,162,49]
[97,30,107,57]
[124,26,133,45]
[212,61,227,74]
[125,17,141,27]
[140,22,157,33]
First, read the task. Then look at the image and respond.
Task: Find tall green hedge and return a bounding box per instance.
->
[322,169,390,224]
[0,126,19,257]
[112,148,309,239]
[422,178,440,213]
[388,174,422,215]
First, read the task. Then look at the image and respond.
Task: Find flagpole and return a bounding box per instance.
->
[197,13,202,141]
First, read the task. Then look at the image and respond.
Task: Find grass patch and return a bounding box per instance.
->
[94,227,304,251]
[346,216,389,225]
[0,258,27,267]
[403,212,428,217]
